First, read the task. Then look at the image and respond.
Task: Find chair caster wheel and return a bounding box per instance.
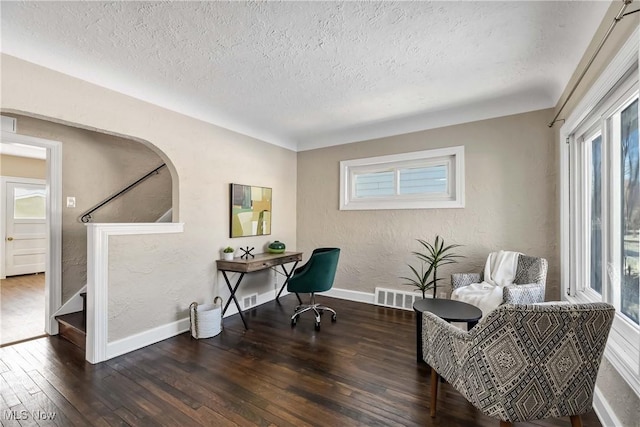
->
[291,317,297,327]
[331,314,337,322]
[314,322,321,331]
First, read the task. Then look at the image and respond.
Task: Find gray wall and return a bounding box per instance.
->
[297,109,558,299]
[2,54,298,342]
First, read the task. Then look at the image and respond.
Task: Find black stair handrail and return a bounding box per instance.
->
[80,163,166,223]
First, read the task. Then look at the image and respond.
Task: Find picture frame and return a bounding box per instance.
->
[229,183,272,238]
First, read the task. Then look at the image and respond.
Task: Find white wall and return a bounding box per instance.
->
[1,54,297,342]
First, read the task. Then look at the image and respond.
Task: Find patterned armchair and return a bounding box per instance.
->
[423,302,615,427]
[451,254,548,305]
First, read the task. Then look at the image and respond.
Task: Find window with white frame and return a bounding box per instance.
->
[339,146,464,210]
[563,48,640,395]
[570,77,639,323]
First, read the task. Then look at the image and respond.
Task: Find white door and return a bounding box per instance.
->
[4,180,46,276]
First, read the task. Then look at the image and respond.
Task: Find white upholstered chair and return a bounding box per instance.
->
[451,253,548,310]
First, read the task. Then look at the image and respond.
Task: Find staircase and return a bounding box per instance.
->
[55,292,86,349]
[57,165,169,351]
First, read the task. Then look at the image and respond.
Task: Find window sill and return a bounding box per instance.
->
[341,198,465,211]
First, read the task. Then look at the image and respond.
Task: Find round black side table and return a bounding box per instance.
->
[413,298,482,363]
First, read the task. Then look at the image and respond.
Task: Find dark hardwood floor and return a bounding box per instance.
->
[0,295,602,426]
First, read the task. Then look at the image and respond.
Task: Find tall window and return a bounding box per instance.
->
[563,31,640,395]
[571,77,639,326]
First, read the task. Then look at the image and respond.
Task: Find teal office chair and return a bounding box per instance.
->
[287,248,340,331]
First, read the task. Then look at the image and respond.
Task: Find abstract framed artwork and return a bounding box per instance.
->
[230,183,272,238]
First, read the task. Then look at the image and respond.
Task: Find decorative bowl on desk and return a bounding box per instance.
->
[268,241,286,254]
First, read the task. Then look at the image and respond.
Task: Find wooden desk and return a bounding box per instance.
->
[216,251,303,329]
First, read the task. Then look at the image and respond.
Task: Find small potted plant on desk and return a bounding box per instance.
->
[222,247,235,261]
[400,235,463,299]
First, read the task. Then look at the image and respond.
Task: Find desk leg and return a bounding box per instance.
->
[415,310,423,363]
[221,271,248,330]
[275,261,302,304]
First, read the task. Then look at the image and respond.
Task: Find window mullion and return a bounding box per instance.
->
[394,168,400,196]
[568,136,577,297]
[609,112,623,311]
[599,120,609,304]
[582,138,591,295]
[570,137,583,297]
[445,158,453,197]
[586,137,595,296]
[601,117,611,305]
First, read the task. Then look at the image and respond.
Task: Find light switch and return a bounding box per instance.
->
[66,197,76,208]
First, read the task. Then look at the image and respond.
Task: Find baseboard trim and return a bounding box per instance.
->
[105,288,281,361]
[593,385,623,427]
[106,317,190,360]
[323,287,376,304]
[103,287,379,362]
[278,287,375,305]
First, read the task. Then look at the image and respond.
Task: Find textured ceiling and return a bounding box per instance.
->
[1,1,610,151]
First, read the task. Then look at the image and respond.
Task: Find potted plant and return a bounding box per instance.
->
[222,247,235,261]
[401,235,463,299]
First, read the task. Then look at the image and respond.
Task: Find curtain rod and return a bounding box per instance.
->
[548,0,634,128]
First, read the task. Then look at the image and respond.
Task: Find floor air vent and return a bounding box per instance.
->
[243,293,258,310]
[375,287,424,311]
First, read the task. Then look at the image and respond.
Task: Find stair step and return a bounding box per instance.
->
[56,312,86,350]
[80,292,87,327]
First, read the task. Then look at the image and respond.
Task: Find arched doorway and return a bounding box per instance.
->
[0,112,177,351]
